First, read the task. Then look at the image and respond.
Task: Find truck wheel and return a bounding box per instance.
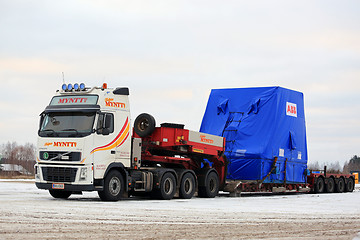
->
[325,177,335,193]
[158,172,176,200]
[134,113,156,137]
[335,178,345,193]
[198,171,219,198]
[314,177,324,193]
[345,178,355,192]
[98,170,124,201]
[179,173,196,199]
[49,190,72,199]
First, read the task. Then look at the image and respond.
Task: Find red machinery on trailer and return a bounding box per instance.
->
[132,120,228,199]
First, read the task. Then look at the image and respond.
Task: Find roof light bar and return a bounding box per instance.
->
[60,83,87,92]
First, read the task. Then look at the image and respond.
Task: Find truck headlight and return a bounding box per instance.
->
[80,167,87,180]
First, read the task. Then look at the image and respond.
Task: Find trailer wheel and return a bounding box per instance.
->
[335,178,345,193]
[49,190,72,199]
[158,172,176,200]
[314,177,324,193]
[325,177,335,193]
[345,178,355,192]
[134,113,156,137]
[179,173,196,199]
[98,170,124,201]
[198,171,219,198]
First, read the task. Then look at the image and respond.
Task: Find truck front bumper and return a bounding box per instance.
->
[36,182,97,191]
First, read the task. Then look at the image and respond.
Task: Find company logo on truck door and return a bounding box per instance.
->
[44,142,77,147]
[286,102,297,117]
[105,98,125,108]
[90,117,130,154]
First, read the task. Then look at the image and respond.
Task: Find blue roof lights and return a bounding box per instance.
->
[67,84,73,91]
[61,83,86,92]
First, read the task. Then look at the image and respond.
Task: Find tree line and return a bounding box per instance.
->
[308,155,360,174]
[0,142,36,176]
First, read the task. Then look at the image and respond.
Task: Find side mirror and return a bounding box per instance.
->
[102,128,110,135]
[104,114,112,129]
[39,112,45,129]
[101,114,112,135]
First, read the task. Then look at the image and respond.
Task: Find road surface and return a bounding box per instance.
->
[0,180,359,239]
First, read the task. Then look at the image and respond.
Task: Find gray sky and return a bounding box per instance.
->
[1,0,359,166]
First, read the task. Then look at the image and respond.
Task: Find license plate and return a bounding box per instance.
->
[52,183,65,189]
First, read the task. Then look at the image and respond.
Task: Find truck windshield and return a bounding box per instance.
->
[39,112,96,138]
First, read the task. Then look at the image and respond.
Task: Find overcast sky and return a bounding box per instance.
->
[1,0,359,165]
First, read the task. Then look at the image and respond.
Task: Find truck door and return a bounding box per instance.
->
[92,112,116,178]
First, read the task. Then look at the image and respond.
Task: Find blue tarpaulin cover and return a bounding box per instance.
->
[200,87,308,183]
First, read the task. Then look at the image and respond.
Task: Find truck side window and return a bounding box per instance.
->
[97,113,114,134]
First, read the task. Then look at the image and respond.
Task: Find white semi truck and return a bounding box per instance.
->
[35,83,227,201]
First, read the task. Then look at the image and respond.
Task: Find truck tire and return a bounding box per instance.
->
[335,178,345,193]
[157,172,176,200]
[49,190,72,199]
[179,172,196,199]
[345,178,355,192]
[98,170,124,201]
[314,177,324,193]
[325,177,335,193]
[134,113,156,137]
[198,171,219,198]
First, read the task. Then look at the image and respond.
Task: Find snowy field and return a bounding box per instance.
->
[0,180,359,240]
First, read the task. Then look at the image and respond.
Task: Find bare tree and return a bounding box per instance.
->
[343,155,360,174]
[308,161,321,171]
[0,142,36,176]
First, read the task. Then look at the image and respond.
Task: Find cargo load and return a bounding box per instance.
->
[200,87,308,183]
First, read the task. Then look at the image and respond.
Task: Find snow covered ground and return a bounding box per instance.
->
[0,180,359,239]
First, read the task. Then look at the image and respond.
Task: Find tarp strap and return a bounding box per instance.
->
[258,157,278,186]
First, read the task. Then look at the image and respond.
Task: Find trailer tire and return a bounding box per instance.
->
[49,190,72,199]
[325,177,335,193]
[314,177,324,193]
[179,173,196,199]
[198,171,219,198]
[335,177,345,193]
[157,172,176,200]
[98,170,124,201]
[345,178,355,192]
[134,113,156,137]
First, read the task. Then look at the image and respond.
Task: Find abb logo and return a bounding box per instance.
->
[286,102,297,117]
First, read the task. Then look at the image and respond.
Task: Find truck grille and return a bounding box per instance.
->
[39,151,81,161]
[41,167,77,182]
